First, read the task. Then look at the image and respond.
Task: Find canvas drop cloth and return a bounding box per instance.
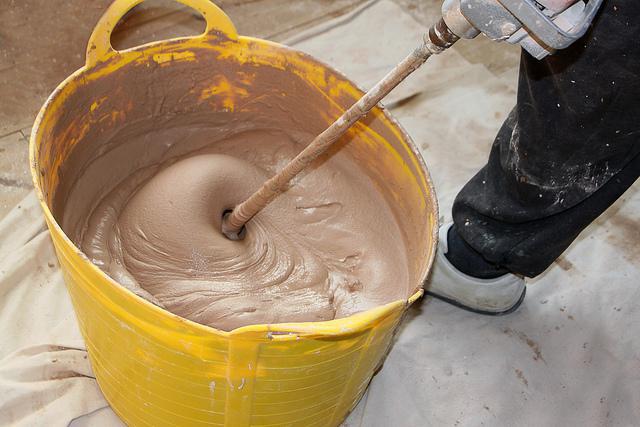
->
[1,1,638,425]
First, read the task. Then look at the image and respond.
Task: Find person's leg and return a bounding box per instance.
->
[448,0,640,278]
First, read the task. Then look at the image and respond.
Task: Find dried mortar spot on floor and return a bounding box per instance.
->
[504,327,545,363]
[606,214,640,262]
[514,368,529,387]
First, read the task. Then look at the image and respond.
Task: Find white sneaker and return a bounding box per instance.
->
[425,223,526,315]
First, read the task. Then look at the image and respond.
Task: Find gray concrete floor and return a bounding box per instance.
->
[0,0,519,220]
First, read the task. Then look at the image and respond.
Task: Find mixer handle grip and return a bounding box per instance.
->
[86,0,238,67]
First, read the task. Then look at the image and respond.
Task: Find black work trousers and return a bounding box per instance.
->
[452,0,640,277]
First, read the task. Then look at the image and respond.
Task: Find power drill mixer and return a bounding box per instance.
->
[442,0,604,58]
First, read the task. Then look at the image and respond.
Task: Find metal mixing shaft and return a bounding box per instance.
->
[221,18,460,240]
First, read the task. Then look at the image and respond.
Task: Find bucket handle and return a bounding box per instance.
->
[86,0,238,67]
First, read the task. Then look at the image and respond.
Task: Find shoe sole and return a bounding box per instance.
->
[425,286,526,316]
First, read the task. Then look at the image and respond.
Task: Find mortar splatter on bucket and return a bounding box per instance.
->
[29,0,438,425]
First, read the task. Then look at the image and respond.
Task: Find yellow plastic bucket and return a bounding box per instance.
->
[29,0,438,425]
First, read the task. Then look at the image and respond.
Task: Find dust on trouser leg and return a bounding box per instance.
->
[451,0,640,277]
